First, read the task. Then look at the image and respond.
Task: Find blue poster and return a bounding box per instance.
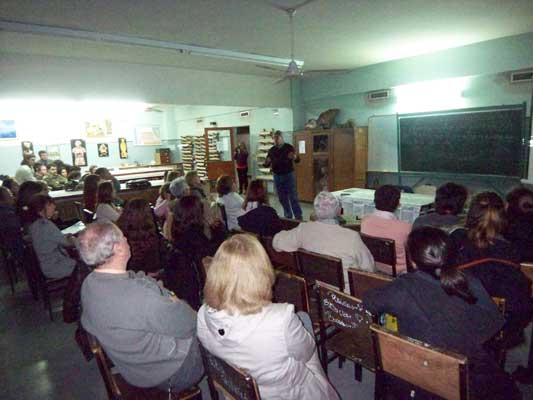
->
[0,120,16,139]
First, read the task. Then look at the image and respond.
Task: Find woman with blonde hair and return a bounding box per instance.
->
[197,234,338,400]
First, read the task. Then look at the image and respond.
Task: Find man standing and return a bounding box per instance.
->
[79,222,203,393]
[264,130,302,220]
[38,150,51,167]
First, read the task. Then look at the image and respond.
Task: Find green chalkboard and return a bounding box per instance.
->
[398,105,527,177]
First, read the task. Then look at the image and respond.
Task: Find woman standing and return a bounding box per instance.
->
[197,234,338,400]
[234,142,249,194]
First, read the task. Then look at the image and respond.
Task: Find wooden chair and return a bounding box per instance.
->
[296,249,344,290]
[520,262,533,292]
[316,281,375,381]
[88,333,202,400]
[24,242,69,321]
[370,324,468,400]
[490,296,507,367]
[279,217,300,231]
[217,203,229,231]
[261,236,298,273]
[360,233,397,277]
[200,344,261,400]
[347,268,393,300]
[272,271,310,313]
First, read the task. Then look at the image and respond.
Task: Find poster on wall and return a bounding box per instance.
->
[135,125,161,146]
[118,138,128,159]
[46,145,61,160]
[21,141,34,158]
[71,139,88,167]
[85,120,112,139]
[97,143,109,157]
[0,120,17,140]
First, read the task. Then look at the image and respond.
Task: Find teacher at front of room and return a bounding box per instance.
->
[263,130,302,220]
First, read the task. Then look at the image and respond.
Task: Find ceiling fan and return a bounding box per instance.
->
[144,105,163,113]
[259,0,348,83]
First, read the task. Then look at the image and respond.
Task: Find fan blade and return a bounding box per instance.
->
[256,64,285,72]
[274,76,289,84]
[265,0,317,12]
[304,69,351,76]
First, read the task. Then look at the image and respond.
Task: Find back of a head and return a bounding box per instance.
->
[0,186,13,205]
[95,167,111,180]
[205,234,275,315]
[117,198,155,237]
[435,182,467,215]
[506,187,533,221]
[374,185,400,212]
[165,170,181,183]
[27,193,53,223]
[97,181,114,204]
[2,178,19,195]
[78,221,123,267]
[216,175,233,196]
[17,181,46,209]
[466,191,505,248]
[313,191,340,220]
[184,170,198,187]
[244,179,267,208]
[408,227,476,303]
[171,195,204,240]
[169,176,189,198]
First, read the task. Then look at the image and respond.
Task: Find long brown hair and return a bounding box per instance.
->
[83,174,100,211]
[171,195,204,241]
[466,192,506,248]
[116,198,157,242]
[97,181,115,205]
[243,179,268,210]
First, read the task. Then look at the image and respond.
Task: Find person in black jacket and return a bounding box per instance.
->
[237,179,283,237]
[505,186,533,262]
[364,227,521,400]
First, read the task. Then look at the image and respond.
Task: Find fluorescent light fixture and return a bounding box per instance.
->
[394,76,469,113]
[0,19,304,69]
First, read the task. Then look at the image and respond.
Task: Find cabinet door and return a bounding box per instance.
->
[294,134,314,202]
[332,132,354,191]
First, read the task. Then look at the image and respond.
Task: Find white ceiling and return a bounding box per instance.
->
[1,0,533,77]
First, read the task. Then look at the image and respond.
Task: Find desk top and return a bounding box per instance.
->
[50,179,164,200]
[333,188,434,207]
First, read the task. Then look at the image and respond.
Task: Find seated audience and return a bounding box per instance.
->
[27,194,76,279]
[412,182,467,232]
[237,179,283,237]
[453,191,520,264]
[34,163,48,181]
[154,182,173,220]
[216,174,244,231]
[164,170,181,183]
[95,167,121,194]
[2,178,20,197]
[80,165,98,182]
[60,166,69,179]
[273,191,375,292]
[16,180,48,228]
[95,181,121,223]
[185,170,207,199]
[197,234,339,400]
[167,195,222,310]
[44,164,68,191]
[364,227,521,400]
[0,187,24,259]
[79,222,203,393]
[361,185,412,275]
[15,154,37,184]
[504,187,533,262]
[82,174,101,212]
[116,198,162,275]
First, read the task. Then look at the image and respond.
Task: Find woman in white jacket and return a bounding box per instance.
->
[197,234,338,400]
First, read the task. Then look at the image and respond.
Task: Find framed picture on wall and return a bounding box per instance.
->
[85,119,113,139]
[71,139,88,167]
[46,145,61,160]
[21,141,34,158]
[97,143,109,157]
[118,138,128,159]
[0,120,17,140]
[135,125,161,145]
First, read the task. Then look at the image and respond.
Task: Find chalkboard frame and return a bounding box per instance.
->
[397,104,528,178]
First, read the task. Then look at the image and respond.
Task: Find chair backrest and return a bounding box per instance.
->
[261,236,298,272]
[200,345,261,400]
[87,332,123,400]
[347,268,393,299]
[491,296,507,366]
[217,203,229,231]
[273,271,310,313]
[520,262,533,294]
[279,217,300,231]
[297,249,344,290]
[370,324,468,400]
[360,233,397,277]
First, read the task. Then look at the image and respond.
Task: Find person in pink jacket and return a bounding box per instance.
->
[361,185,412,275]
[197,234,339,400]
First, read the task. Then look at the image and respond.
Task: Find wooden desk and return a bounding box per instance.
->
[50,180,164,221]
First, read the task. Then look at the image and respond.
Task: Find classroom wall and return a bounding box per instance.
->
[299,32,533,190]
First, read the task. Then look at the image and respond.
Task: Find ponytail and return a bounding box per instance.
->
[466,192,505,248]
[408,227,477,304]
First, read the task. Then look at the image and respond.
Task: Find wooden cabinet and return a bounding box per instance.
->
[294,127,368,202]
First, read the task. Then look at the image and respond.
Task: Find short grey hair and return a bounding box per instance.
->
[78,221,123,266]
[313,191,340,220]
[169,176,189,198]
